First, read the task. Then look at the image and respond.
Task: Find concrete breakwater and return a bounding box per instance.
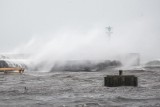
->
[49,60,121,72]
[0,58,121,72]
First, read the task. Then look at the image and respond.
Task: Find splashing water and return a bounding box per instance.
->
[11,28,124,72]
[5,19,160,72]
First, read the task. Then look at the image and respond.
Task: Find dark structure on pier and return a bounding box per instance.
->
[104,70,138,87]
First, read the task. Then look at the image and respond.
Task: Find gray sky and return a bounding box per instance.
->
[0,0,160,58]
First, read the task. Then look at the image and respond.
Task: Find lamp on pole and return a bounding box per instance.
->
[106,26,113,41]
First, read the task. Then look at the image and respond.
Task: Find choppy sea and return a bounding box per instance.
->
[0,68,160,107]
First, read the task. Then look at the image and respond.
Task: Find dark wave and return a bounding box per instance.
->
[115,96,160,102]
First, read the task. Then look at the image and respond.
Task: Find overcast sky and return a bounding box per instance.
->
[0,0,160,56]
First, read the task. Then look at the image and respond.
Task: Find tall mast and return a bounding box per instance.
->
[106,26,113,41]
